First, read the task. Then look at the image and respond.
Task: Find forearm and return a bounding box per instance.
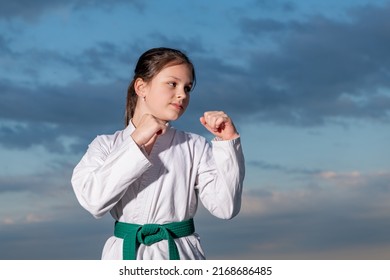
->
[71,136,151,218]
[198,137,245,219]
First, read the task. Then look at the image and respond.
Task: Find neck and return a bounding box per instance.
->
[131,107,146,127]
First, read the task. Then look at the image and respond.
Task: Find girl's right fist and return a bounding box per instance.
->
[131,114,168,146]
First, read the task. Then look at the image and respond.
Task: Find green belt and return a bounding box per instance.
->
[114,218,195,260]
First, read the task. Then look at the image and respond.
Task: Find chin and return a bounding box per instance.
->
[161,112,185,122]
[165,115,180,122]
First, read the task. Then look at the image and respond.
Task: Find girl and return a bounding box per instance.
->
[71,47,245,260]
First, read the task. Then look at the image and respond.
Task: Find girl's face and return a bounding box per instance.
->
[141,63,193,121]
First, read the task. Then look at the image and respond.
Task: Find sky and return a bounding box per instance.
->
[0,0,390,260]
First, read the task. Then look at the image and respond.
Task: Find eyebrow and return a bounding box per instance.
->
[167,76,193,84]
[167,76,182,81]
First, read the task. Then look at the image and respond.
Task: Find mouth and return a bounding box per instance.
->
[170,103,184,111]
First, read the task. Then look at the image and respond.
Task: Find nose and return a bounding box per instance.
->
[177,87,188,99]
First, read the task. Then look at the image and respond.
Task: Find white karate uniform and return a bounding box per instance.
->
[71,122,245,260]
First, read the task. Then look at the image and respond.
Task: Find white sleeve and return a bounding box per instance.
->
[196,137,245,219]
[71,133,151,218]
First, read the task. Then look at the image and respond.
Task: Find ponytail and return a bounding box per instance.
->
[125,80,137,126]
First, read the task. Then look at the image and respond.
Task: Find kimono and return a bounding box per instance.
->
[71,122,245,259]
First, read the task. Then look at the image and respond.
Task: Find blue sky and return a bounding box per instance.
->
[1,0,390,259]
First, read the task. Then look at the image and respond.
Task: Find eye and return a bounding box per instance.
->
[184,85,192,93]
[168,82,177,87]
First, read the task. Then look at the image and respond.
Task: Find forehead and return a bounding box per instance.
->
[157,63,193,82]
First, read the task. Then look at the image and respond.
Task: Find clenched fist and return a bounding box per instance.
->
[200,111,239,140]
[131,114,168,147]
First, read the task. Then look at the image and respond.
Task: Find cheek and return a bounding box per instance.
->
[183,96,190,108]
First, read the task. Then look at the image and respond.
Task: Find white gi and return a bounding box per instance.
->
[71,122,245,260]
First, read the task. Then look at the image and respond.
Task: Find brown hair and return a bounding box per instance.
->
[125,47,196,126]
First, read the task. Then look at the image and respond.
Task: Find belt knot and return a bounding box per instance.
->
[137,224,164,245]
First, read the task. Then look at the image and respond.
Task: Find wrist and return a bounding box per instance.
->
[218,133,240,141]
[130,132,144,147]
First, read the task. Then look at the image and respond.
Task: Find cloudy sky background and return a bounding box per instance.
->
[1,0,390,259]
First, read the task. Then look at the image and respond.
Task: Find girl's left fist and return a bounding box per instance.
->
[200,111,239,140]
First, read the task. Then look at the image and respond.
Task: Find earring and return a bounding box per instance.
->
[142,96,146,101]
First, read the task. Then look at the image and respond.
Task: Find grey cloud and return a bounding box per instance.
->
[252,0,297,12]
[0,35,12,55]
[0,160,74,194]
[248,159,322,175]
[0,80,124,125]
[146,34,207,55]
[0,79,126,153]
[240,18,287,34]
[0,0,64,20]
[0,0,144,20]
[0,212,112,259]
[0,122,66,152]
[1,37,135,83]
[232,3,390,126]
[199,172,390,259]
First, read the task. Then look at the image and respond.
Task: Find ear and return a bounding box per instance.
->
[134,78,147,97]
